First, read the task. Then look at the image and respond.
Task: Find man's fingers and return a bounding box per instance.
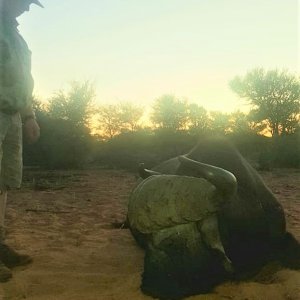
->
[23,119,40,144]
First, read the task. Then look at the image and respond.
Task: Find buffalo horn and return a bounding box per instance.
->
[138,163,161,179]
[178,156,237,197]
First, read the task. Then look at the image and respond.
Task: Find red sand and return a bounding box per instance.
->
[1,169,299,300]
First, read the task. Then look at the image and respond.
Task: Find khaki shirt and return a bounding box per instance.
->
[0,13,34,114]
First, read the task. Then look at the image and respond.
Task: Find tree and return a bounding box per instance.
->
[24,97,94,169]
[97,104,123,139]
[48,81,95,128]
[187,103,209,135]
[230,68,300,136]
[209,111,231,134]
[229,110,264,135]
[151,95,189,131]
[118,102,144,132]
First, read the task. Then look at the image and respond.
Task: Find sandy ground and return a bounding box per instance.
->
[0,168,299,300]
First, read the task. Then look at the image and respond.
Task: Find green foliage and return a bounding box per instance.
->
[230,68,300,136]
[48,81,95,128]
[209,111,231,134]
[229,111,264,135]
[151,95,189,131]
[93,128,196,170]
[118,102,144,132]
[94,129,159,170]
[24,115,93,169]
[272,133,300,168]
[97,104,123,139]
[187,104,209,136]
[24,82,95,169]
[24,76,300,170]
[97,102,144,139]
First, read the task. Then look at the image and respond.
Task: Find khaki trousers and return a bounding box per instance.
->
[0,189,7,240]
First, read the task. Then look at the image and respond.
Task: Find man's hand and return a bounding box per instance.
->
[23,118,40,144]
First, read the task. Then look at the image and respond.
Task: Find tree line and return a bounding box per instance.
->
[24,68,300,170]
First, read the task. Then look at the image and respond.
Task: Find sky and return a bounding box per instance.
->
[18,0,299,113]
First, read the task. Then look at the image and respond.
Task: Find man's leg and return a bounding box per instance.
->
[0,114,32,270]
[0,187,32,269]
[0,114,13,281]
[0,189,7,240]
[0,189,12,282]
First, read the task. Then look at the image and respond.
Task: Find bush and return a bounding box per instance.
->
[24,116,93,169]
[272,133,300,168]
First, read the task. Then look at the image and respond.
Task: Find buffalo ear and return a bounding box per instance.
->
[138,163,161,179]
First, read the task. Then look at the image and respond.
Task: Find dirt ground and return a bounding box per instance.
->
[0,168,299,300]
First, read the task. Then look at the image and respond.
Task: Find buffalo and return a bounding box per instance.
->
[127,137,300,300]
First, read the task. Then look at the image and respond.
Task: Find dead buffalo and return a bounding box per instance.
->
[127,137,300,300]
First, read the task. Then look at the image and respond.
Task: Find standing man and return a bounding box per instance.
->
[0,0,42,281]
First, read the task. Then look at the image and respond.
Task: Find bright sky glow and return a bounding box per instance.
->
[18,0,298,113]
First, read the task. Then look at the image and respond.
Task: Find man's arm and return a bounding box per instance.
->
[20,105,40,144]
[0,27,40,144]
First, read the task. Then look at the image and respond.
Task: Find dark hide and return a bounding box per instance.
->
[141,223,228,300]
[131,136,300,299]
[152,137,297,271]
